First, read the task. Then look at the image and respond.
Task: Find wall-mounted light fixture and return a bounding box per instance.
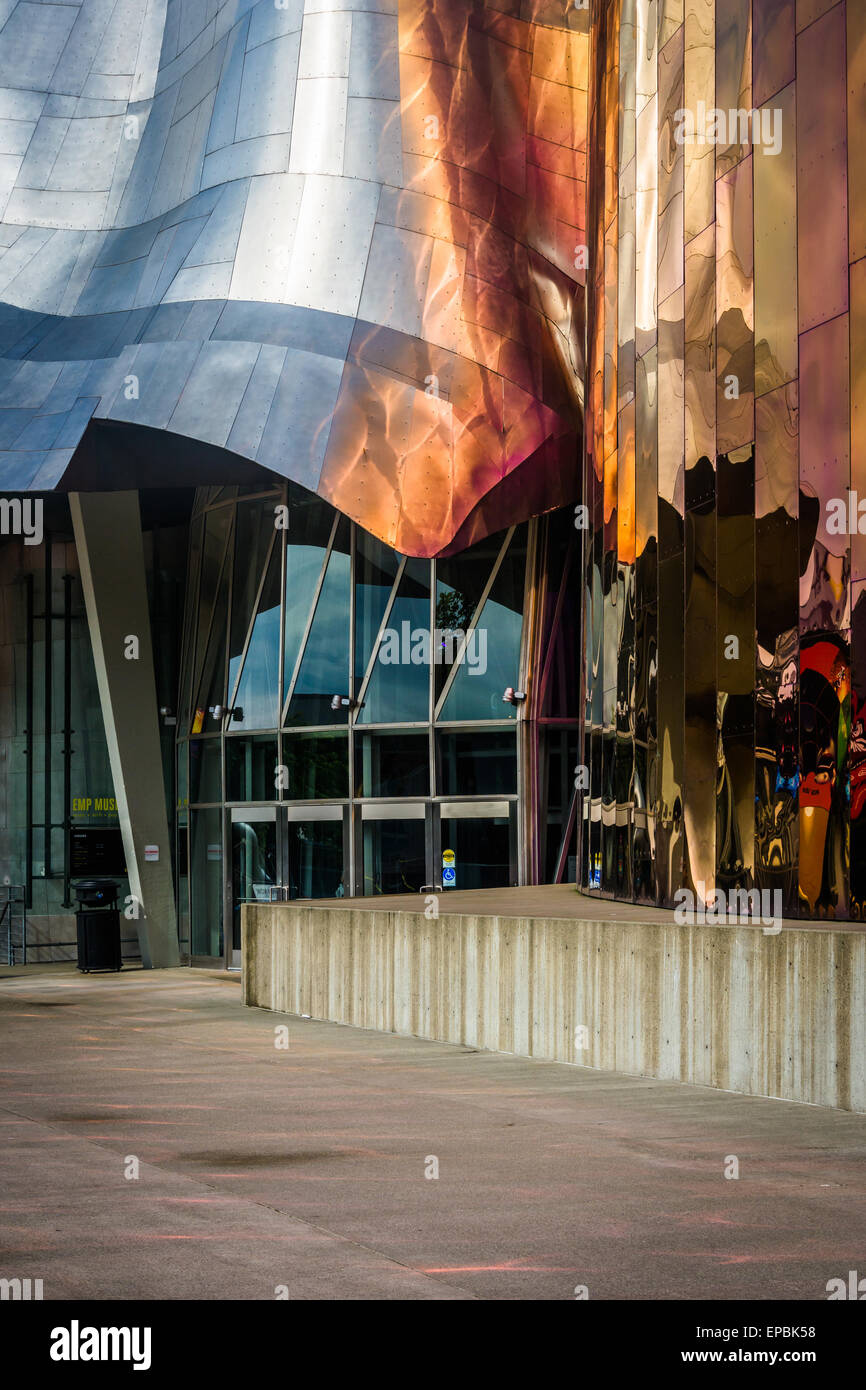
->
[211,704,244,722]
[330,695,362,711]
[502,687,526,705]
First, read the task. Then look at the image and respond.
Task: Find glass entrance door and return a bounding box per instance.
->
[286,806,347,899]
[361,804,428,896]
[438,801,516,891]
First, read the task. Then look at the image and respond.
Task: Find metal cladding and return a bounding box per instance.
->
[582,0,866,922]
[0,0,588,556]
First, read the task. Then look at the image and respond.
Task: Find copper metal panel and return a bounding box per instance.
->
[716,156,754,455]
[684,222,715,473]
[754,82,797,399]
[796,3,849,333]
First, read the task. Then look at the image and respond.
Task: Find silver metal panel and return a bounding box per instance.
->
[91,0,147,78]
[45,359,92,411]
[247,0,303,51]
[225,341,285,455]
[286,804,343,821]
[16,117,70,190]
[347,11,399,100]
[0,152,22,220]
[114,88,178,226]
[256,344,344,488]
[176,0,208,56]
[96,217,162,267]
[57,228,103,314]
[179,87,216,203]
[139,216,209,304]
[167,338,258,444]
[439,801,511,820]
[361,802,425,821]
[201,133,291,188]
[42,95,78,118]
[235,32,300,143]
[297,10,351,80]
[0,87,45,122]
[303,0,396,11]
[288,77,346,176]
[0,119,36,157]
[47,116,123,193]
[0,225,53,295]
[344,96,401,185]
[0,5,77,91]
[285,173,378,314]
[0,450,44,487]
[103,340,199,427]
[75,258,147,314]
[154,18,216,96]
[181,177,247,265]
[28,448,74,487]
[3,184,108,227]
[205,13,248,153]
[229,172,303,301]
[0,359,62,408]
[2,228,88,313]
[162,259,232,300]
[131,0,170,102]
[173,37,225,125]
[357,223,433,339]
[175,296,223,338]
[145,105,200,218]
[81,73,132,102]
[53,395,98,448]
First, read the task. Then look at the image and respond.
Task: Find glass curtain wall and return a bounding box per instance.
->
[177,484,578,952]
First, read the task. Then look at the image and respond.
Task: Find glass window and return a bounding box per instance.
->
[355,529,401,687]
[193,544,231,730]
[225,735,279,801]
[283,732,349,800]
[439,525,527,722]
[227,500,280,703]
[363,818,426,895]
[282,489,336,705]
[288,820,344,899]
[358,557,430,724]
[355,732,429,798]
[231,540,281,729]
[190,506,231,729]
[188,737,221,803]
[286,518,351,726]
[437,730,517,796]
[435,529,507,701]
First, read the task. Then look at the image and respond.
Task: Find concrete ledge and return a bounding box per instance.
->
[242,900,866,1112]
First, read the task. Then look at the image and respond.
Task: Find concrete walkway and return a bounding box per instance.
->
[299,883,866,932]
[0,963,864,1301]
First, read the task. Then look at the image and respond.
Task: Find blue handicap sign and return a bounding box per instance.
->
[442,866,456,887]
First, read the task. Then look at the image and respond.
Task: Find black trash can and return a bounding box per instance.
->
[74,879,122,973]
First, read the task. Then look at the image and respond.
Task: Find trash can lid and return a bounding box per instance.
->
[75,878,119,890]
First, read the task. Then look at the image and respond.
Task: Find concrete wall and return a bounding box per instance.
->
[243,904,866,1112]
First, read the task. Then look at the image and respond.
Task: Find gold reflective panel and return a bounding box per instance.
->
[575,0,861,919]
[754,83,797,398]
[685,223,716,472]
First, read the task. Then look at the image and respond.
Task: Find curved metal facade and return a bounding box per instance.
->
[582,0,866,921]
[0,0,587,556]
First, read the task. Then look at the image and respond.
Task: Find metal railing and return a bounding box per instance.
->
[0,886,27,965]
